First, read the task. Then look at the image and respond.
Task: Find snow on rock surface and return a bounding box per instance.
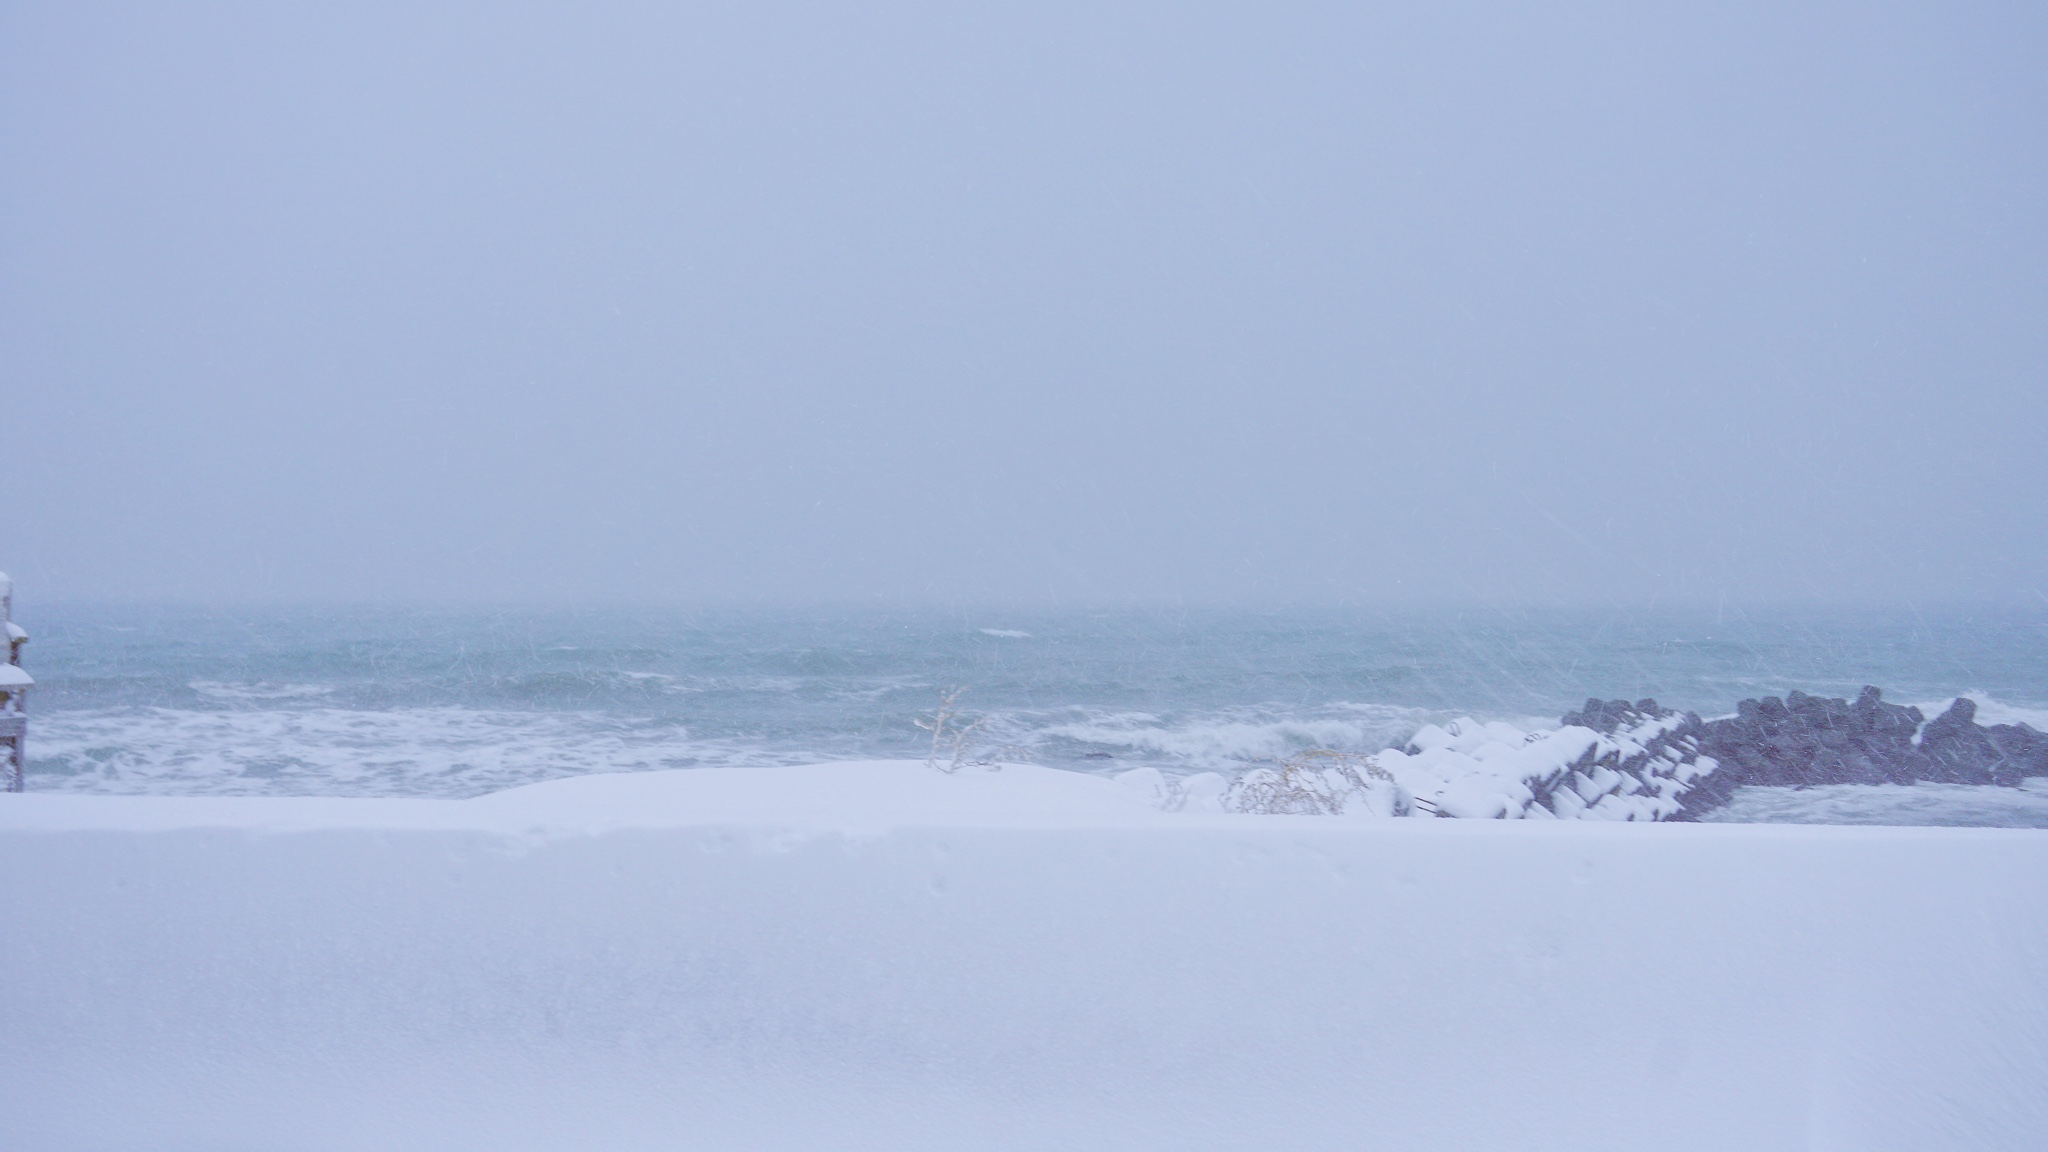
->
[1365,701,1713,820]
[3,760,2045,1152]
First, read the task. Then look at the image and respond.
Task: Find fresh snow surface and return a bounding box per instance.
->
[4,760,2044,1152]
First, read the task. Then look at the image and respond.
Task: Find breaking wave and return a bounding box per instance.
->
[984,702,1483,769]
[189,681,336,701]
[28,706,815,798]
[1908,692,2048,732]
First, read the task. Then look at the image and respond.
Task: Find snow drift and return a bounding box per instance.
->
[3,761,2044,1151]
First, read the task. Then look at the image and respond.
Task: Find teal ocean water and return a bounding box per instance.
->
[17,603,2048,822]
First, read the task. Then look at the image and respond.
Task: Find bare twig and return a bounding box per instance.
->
[913,686,966,771]
[912,686,1021,772]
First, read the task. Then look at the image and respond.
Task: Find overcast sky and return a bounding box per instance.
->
[3,2,2043,607]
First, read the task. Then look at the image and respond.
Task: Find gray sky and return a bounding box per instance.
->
[3,2,2044,606]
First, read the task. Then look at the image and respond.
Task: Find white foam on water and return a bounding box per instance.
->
[819,674,932,702]
[188,680,337,701]
[674,673,808,694]
[1907,691,2048,730]
[1016,702,1438,768]
[976,628,1031,638]
[534,669,701,695]
[28,706,814,798]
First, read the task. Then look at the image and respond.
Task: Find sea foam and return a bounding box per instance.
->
[28,705,810,797]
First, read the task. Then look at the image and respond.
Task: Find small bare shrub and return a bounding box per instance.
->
[1225,749,1407,815]
[912,686,1026,772]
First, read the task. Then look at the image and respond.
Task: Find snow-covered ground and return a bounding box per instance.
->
[3,761,2045,1151]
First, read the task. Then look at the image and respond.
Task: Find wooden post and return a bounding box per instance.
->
[0,572,28,793]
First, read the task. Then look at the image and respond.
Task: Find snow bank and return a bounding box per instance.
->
[3,761,2044,1151]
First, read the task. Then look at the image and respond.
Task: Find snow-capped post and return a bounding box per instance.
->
[0,571,29,792]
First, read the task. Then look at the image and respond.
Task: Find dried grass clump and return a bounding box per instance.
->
[1225,749,1409,816]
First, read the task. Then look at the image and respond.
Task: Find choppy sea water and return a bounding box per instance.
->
[15,603,2048,825]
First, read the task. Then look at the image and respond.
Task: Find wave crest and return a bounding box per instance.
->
[27,706,811,798]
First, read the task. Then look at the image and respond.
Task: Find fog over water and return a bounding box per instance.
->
[3,2,2044,607]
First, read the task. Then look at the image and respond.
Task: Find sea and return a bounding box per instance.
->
[16,602,2048,826]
